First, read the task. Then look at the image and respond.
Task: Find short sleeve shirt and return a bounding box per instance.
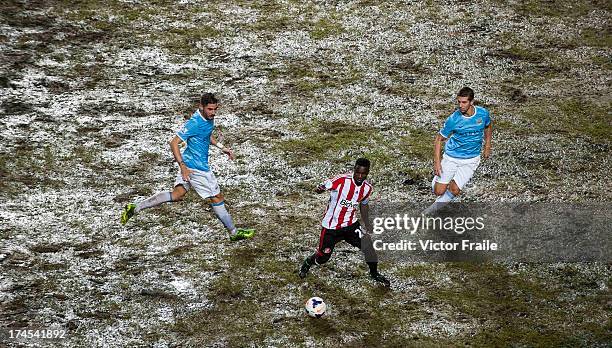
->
[176,109,214,172]
[321,173,373,230]
[440,106,491,159]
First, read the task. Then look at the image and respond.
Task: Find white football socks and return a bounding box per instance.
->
[211,201,237,234]
[422,190,455,215]
[135,192,172,213]
[435,190,455,203]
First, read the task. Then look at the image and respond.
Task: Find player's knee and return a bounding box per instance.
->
[360,234,376,250]
[434,184,447,196]
[449,184,461,196]
[315,249,332,264]
[361,244,376,258]
[210,193,224,203]
[171,189,186,201]
[361,233,372,243]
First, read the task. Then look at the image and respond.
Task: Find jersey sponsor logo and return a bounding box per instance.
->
[456,130,483,136]
[339,199,359,209]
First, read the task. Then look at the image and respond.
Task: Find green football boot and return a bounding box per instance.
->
[120,203,136,225]
[230,228,256,241]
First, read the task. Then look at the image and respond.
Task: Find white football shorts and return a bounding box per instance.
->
[433,153,481,190]
[174,167,220,198]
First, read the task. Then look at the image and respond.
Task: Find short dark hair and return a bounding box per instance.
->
[355,157,370,168]
[200,93,218,106]
[457,87,474,101]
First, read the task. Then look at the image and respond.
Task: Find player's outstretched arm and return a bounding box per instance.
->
[483,123,493,160]
[170,136,193,181]
[315,176,344,193]
[210,134,235,160]
[433,134,446,177]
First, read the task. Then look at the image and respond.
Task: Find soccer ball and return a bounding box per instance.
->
[304,297,326,318]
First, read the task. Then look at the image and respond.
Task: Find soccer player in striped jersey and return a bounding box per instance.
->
[120,93,254,241]
[298,158,390,287]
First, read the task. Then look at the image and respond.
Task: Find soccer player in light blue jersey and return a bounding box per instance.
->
[121,93,255,241]
[424,87,493,214]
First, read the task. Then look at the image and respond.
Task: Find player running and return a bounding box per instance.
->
[120,93,255,241]
[424,87,493,214]
[298,158,390,287]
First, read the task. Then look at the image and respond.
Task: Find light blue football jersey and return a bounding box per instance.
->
[439,106,491,159]
[176,109,214,172]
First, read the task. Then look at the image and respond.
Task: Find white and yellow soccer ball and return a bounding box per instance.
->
[304,297,326,318]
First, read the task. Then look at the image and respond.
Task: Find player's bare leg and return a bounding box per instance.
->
[433,182,448,196]
[361,234,390,287]
[170,184,187,201]
[423,180,459,216]
[448,180,461,196]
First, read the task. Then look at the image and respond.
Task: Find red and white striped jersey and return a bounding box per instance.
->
[320,173,373,230]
